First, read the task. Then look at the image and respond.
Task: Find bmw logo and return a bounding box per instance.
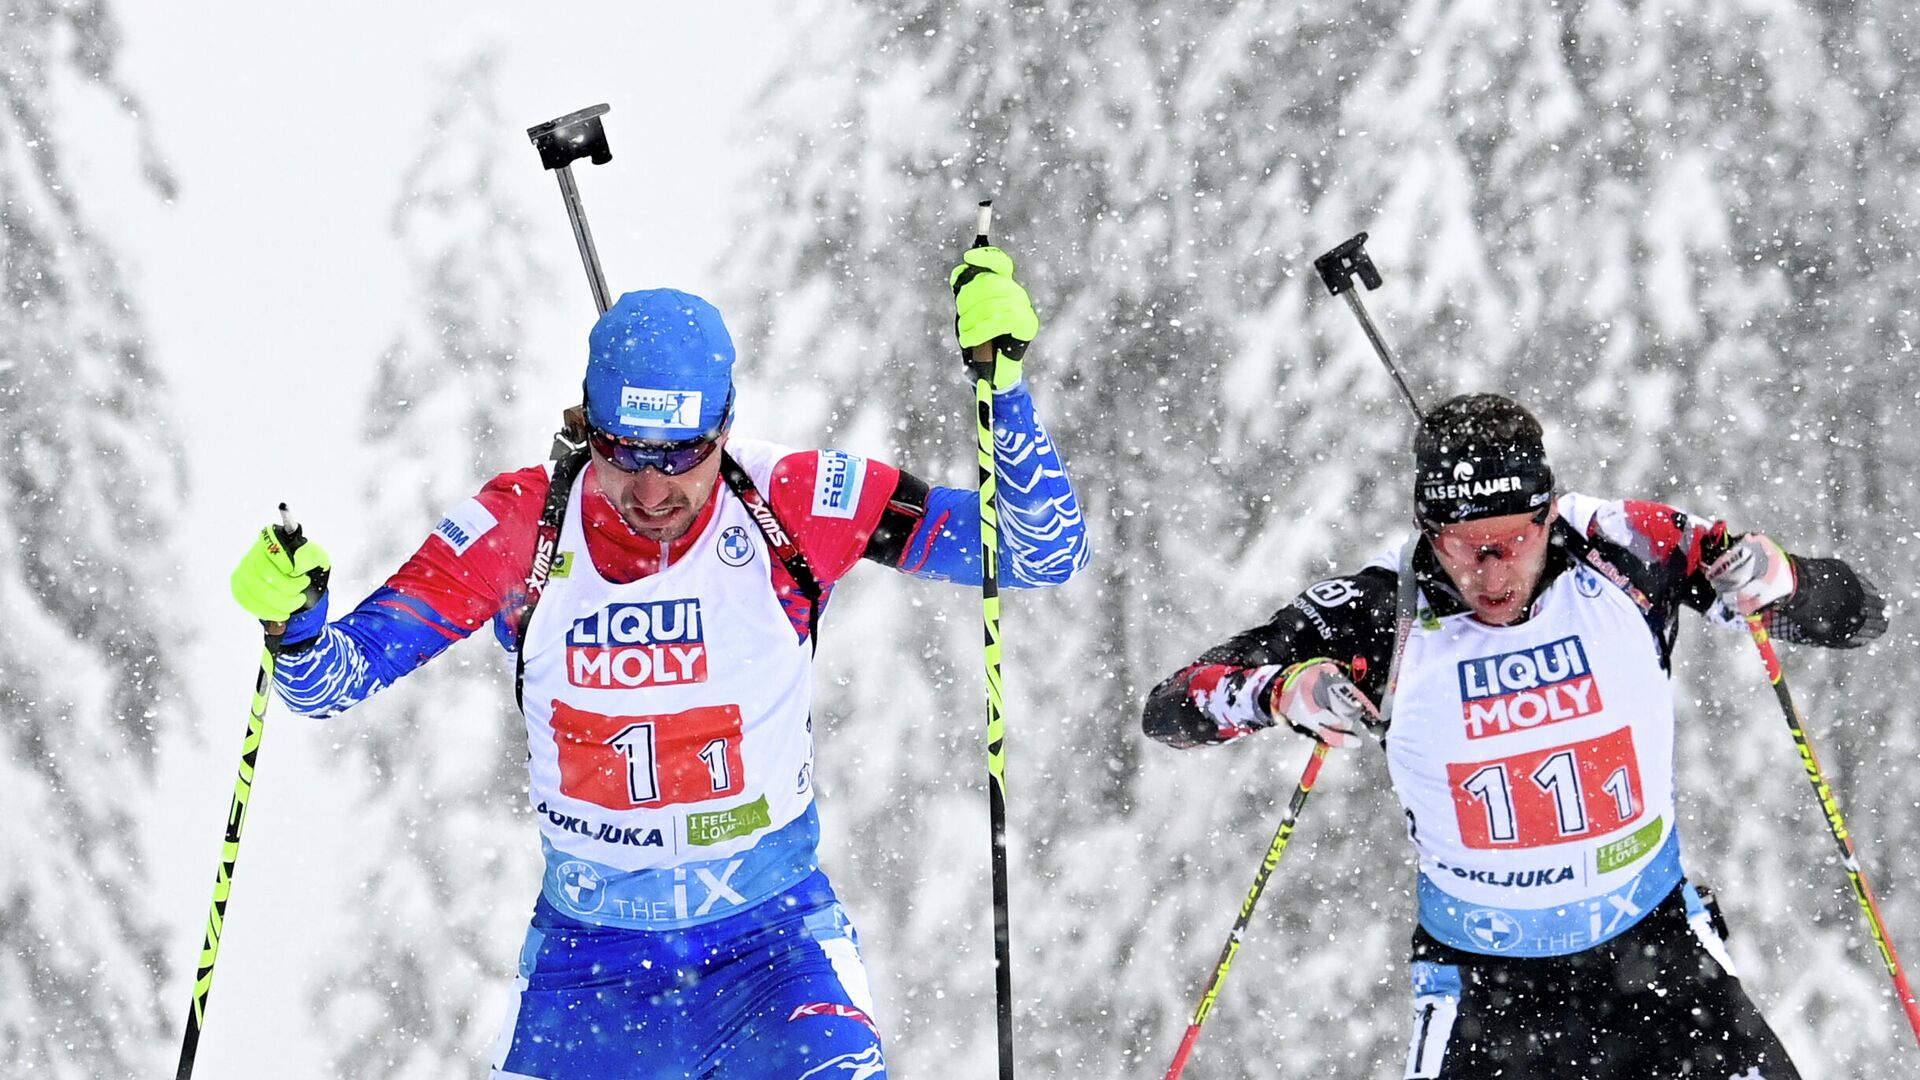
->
[1574,567,1603,598]
[1463,908,1524,952]
[718,525,754,567]
[555,861,606,914]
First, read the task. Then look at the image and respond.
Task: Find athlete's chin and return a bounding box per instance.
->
[1471,593,1527,625]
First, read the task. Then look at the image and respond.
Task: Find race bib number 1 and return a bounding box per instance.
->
[1446,727,1644,850]
[550,701,747,811]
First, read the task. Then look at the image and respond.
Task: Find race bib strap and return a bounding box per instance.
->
[720,450,823,646]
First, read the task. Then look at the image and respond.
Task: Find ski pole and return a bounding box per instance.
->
[1745,615,1920,1047]
[956,198,1018,1080]
[1164,742,1331,1080]
[1159,236,1417,1076]
[527,103,615,316]
[176,505,308,1080]
[527,103,616,462]
[1313,233,1422,420]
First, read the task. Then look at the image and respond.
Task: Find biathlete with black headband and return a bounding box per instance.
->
[228,250,1088,1078]
[1143,393,1884,1078]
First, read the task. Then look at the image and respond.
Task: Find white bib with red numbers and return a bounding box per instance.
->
[517,439,821,930]
[1381,521,1685,957]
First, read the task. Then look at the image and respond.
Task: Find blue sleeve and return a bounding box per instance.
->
[897,381,1090,588]
[272,586,472,717]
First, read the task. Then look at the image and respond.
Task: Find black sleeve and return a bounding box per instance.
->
[1769,554,1888,648]
[1667,520,1890,648]
[1141,567,1399,749]
[860,469,931,567]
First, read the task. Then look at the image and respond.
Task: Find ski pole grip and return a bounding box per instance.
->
[527,104,612,171]
[1314,232,1383,296]
[968,199,996,370]
[263,503,326,645]
[260,502,301,643]
[274,503,302,552]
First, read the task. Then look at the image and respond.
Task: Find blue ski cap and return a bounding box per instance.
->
[584,289,735,441]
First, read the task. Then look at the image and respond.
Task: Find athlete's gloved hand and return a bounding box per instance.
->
[1705,533,1795,621]
[231,523,332,650]
[950,246,1037,390]
[1265,659,1380,749]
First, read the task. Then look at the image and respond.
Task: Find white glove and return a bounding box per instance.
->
[1705,534,1796,622]
[1265,659,1379,749]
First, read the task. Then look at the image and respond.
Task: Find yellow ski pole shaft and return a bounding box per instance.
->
[176,504,304,1079]
[1163,742,1331,1079]
[1745,615,1920,1048]
[963,198,1017,1080]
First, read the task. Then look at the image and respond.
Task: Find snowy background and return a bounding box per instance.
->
[7,0,1920,1076]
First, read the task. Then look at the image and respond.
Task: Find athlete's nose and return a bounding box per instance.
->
[625,467,678,506]
[1472,558,1510,593]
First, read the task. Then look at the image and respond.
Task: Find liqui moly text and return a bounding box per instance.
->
[1457,636,1602,738]
[567,599,708,689]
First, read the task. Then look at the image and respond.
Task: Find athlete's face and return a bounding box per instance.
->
[1428,503,1554,626]
[590,435,728,543]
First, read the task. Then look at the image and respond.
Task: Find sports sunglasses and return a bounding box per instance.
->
[588,412,731,475]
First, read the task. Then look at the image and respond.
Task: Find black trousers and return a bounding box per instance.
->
[1403,885,1800,1078]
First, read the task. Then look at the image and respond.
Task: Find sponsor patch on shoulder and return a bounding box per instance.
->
[432,497,499,556]
[813,449,866,519]
[1305,579,1361,608]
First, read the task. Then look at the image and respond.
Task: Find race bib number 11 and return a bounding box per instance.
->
[550,701,747,811]
[1446,727,1644,850]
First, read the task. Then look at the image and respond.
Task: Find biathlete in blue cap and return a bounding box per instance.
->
[1142,393,1885,1078]
[229,248,1088,1078]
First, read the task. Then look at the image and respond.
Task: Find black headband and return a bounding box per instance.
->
[1414,445,1554,528]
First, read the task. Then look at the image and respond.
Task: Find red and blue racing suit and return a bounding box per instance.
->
[270,382,1087,1079]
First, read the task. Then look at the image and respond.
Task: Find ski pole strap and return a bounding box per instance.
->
[514,444,592,710]
[719,451,824,648]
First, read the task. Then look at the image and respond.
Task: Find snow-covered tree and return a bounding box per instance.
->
[0,1,184,1074]
[733,1,1918,1073]
[309,43,547,1077]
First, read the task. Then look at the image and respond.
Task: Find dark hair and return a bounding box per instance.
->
[1413,394,1545,462]
[1412,394,1554,526]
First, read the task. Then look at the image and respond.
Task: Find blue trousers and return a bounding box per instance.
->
[491,871,886,1079]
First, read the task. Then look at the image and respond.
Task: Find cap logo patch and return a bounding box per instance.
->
[618,387,703,430]
[1421,475,1524,502]
[1453,461,1475,481]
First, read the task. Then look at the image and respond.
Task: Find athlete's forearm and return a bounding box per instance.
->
[1768,553,1887,648]
[1143,569,1400,749]
[895,381,1089,588]
[1142,660,1287,748]
[273,587,469,716]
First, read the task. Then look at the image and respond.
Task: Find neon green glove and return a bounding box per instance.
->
[950,246,1038,389]
[230,524,331,623]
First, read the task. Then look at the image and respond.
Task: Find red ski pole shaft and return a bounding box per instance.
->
[1164,741,1331,1080]
[1746,615,1920,1048]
